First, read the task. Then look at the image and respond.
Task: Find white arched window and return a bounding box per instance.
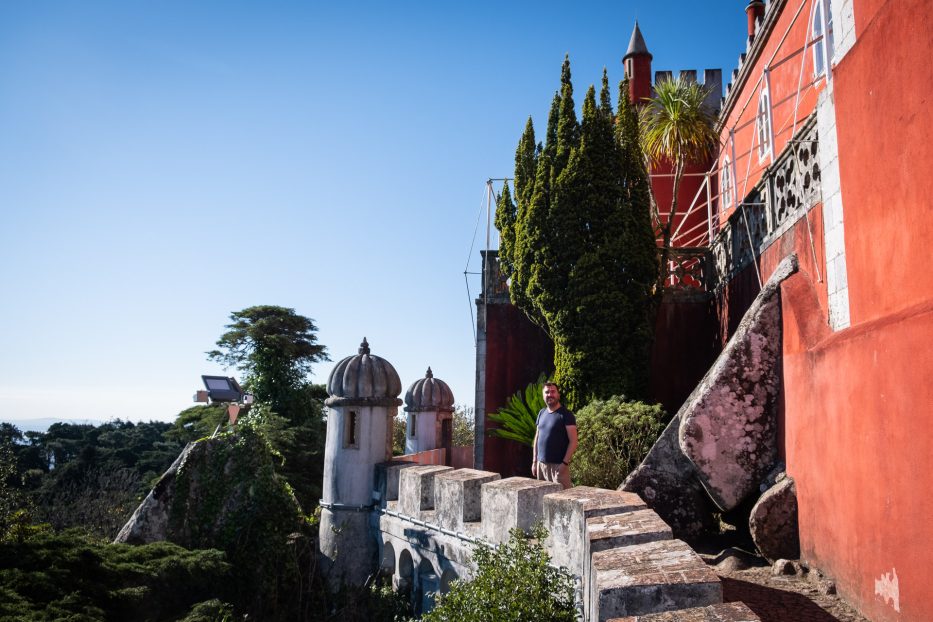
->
[757,86,773,162]
[720,157,734,212]
[813,0,835,78]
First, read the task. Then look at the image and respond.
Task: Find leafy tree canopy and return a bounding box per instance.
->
[207,305,329,410]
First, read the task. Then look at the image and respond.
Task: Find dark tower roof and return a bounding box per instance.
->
[623,21,653,61]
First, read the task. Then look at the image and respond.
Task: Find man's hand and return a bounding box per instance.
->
[531,461,538,477]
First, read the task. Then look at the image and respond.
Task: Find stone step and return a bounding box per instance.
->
[607,602,760,621]
[544,486,647,575]
[584,508,674,602]
[589,538,722,621]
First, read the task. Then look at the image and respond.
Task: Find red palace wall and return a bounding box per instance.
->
[780,0,933,620]
[716,0,825,229]
[481,301,553,478]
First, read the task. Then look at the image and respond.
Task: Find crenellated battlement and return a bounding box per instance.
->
[375,464,760,620]
[652,69,723,113]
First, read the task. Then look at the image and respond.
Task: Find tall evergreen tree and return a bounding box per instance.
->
[496,60,659,407]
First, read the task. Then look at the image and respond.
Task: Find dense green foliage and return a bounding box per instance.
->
[1,420,184,539]
[422,525,576,622]
[168,419,305,616]
[451,405,476,448]
[0,530,233,621]
[496,59,659,408]
[638,76,718,292]
[572,396,667,489]
[487,376,546,447]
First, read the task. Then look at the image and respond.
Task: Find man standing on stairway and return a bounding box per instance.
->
[531,381,577,489]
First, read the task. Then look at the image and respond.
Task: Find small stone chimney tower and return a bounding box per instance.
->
[319,337,402,587]
[623,21,653,104]
[404,367,455,459]
[746,0,766,41]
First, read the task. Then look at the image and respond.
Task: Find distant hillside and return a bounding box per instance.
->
[0,417,104,433]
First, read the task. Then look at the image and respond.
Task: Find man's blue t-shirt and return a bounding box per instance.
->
[535,406,576,464]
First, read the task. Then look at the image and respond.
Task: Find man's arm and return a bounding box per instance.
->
[562,425,578,466]
[531,427,540,477]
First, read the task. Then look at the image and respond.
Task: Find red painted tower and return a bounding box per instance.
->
[623,21,652,105]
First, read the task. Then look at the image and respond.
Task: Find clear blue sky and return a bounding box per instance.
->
[0,1,748,425]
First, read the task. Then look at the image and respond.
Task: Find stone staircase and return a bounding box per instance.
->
[379,463,761,621]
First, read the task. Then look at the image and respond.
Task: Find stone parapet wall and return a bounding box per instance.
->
[377,466,759,620]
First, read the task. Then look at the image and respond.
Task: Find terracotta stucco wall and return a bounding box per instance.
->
[716,0,825,225]
[833,0,933,324]
[780,0,933,619]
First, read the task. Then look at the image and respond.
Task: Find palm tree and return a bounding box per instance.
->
[638,76,718,293]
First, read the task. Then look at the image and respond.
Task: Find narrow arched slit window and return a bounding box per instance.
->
[345,410,359,448]
[721,157,734,212]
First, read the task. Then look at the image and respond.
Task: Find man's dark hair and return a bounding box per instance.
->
[543,381,560,392]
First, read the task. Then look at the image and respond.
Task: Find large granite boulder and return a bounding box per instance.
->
[678,255,797,511]
[621,414,718,539]
[115,428,303,549]
[749,476,800,562]
[115,442,195,544]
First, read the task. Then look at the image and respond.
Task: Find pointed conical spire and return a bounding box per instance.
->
[358,337,370,355]
[623,21,652,61]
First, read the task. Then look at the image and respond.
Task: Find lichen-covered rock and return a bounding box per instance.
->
[114,424,305,614]
[620,414,718,539]
[114,442,195,544]
[678,255,798,511]
[750,476,800,562]
[116,428,302,549]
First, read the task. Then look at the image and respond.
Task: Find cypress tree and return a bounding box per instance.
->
[514,117,537,210]
[495,182,517,279]
[544,93,560,161]
[503,61,659,407]
[599,68,613,119]
[553,55,578,180]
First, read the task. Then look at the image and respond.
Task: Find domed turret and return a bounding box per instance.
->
[404,367,454,413]
[403,367,455,457]
[326,337,402,406]
[320,337,401,588]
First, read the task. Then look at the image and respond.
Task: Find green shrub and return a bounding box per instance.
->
[422,525,576,622]
[486,375,546,447]
[573,397,666,489]
[180,599,237,621]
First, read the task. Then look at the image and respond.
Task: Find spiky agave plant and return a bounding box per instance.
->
[487,375,547,446]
